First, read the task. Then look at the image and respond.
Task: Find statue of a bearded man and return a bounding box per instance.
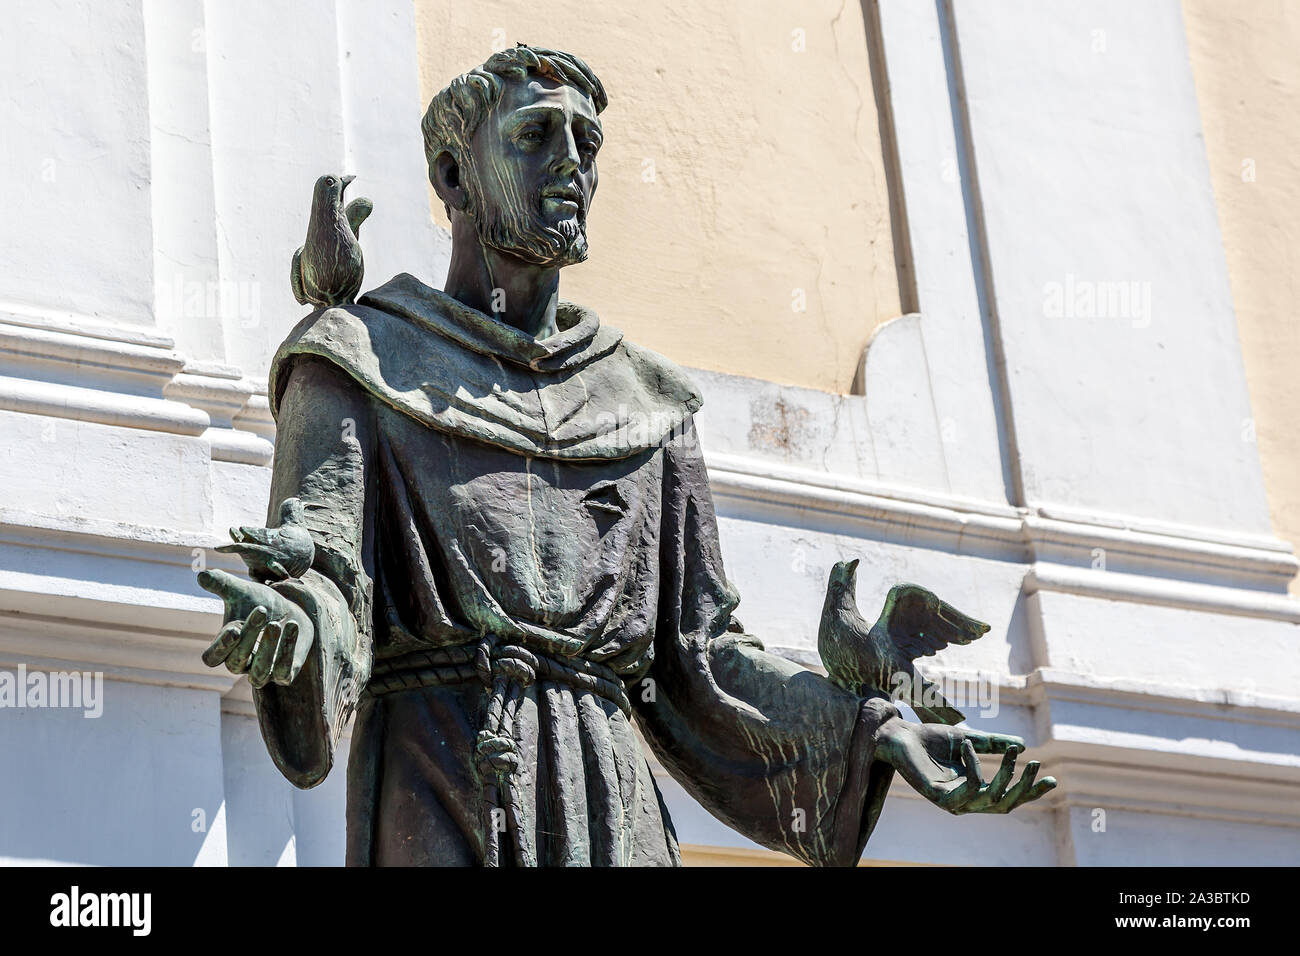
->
[199,45,1054,866]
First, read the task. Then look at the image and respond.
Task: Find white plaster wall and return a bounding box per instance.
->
[2,1,156,325]
[220,710,350,866]
[950,0,1272,535]
[1064,806,1300,867]
[0,0,437,869]
[0,679,225,866]
[203,0,441,379]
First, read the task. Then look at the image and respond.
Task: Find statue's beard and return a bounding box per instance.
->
[462,159,588,268]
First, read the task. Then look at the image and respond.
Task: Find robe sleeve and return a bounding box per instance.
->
[633,419,898,866]
[251,355,376,788]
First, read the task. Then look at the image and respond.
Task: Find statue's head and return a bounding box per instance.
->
[422,44,607,269]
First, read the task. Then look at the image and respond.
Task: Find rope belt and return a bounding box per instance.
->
[365,637,632,866]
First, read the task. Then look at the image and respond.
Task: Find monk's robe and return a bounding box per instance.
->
[252,272,897,866]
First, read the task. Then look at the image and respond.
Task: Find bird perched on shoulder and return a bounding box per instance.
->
[290,173,372,308]
[817,559,990,724]
[216,497,315,583]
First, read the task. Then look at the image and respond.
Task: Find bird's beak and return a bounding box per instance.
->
[832,557,859,586]
[342,174,356,189]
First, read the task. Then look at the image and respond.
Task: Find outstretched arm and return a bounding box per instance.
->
[199,355,376,788]
[636,417,1052,866]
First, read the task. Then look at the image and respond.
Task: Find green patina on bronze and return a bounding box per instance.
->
[197,43,1056,867]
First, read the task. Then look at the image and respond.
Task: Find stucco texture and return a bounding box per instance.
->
[1184,0,1300,592]
[413,0,902,393]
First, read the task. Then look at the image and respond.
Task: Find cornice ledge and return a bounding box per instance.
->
[707,450,1299,597]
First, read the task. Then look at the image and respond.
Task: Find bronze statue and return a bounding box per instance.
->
[198,44,1055,866]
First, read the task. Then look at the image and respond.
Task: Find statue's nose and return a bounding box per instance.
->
[552,128,581,177]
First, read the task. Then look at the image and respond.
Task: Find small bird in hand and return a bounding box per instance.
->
[216,497,315,583]
[817,559,990,724]
[290,173,372,308]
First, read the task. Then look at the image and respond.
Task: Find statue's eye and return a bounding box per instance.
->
[326,177,335,185]
[519,128,545,145]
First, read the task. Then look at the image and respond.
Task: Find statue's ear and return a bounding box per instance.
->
[431,150,469,214]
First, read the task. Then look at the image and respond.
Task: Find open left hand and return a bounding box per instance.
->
[877,713,1056,814]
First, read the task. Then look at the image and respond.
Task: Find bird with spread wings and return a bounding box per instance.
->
[817,558,1055,815]
[818,558,988,723]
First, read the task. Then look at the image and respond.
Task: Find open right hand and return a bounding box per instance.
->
[198,569,316,688]
[875,710,1056,815]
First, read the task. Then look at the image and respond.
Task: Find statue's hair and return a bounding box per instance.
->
[422,44,607,187]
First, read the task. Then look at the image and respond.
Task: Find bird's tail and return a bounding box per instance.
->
[290,247,307,305]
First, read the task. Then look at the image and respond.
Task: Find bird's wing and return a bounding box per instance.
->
[290,247,307,305]
[880,583,990,660]
[228,525,279,549]
[345,197,373,238]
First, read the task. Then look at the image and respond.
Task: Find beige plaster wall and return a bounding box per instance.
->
[413,0,902,393]
[1183,1,1300,592]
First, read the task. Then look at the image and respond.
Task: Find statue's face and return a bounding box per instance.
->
[463,74,602,267]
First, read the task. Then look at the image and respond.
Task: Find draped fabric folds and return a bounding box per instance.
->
[251,275,896,866]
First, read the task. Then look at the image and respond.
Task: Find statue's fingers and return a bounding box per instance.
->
[247,620,283,689]
[934,776,973,814]
[202,621,244,668]
[969,732,1025,755]
[961,738,983,790]
[1025,776,1058,804]
[197,568,260,621]
[197,568,242,601]
[270,619,300,685]
[225,606,268,673]
[1002,760,1042,807]
[1009,772,1057,811]
[285,618,315,684]
[988,745,1021,801]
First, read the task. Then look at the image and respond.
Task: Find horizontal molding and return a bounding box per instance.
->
[1026,666,1300,727]
[0,507,233,637]
[220,678,258,718]
[1026,564,1300,623]
[708,451,1024,544]
[0,610,235,694]
[1,319,1289,606]
[0,506,229,555]
[771,658,1300,732]
[0,317,272,454]
[165,368,274,465]
[164,368,255,420]
[708,450,1299,620]
[233,392,275,441]
[0,303,176,351]
[1031,501,1290,555]
[710,451,1296,576]
[1047,759,1300,828]
[1029,668,1300,826]
[0,374,210,436]
[0,322,184,380]
[1023,513,1296,581]
[0,510,1295,827]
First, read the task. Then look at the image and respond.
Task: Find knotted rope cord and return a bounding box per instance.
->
[365,636,632,867]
